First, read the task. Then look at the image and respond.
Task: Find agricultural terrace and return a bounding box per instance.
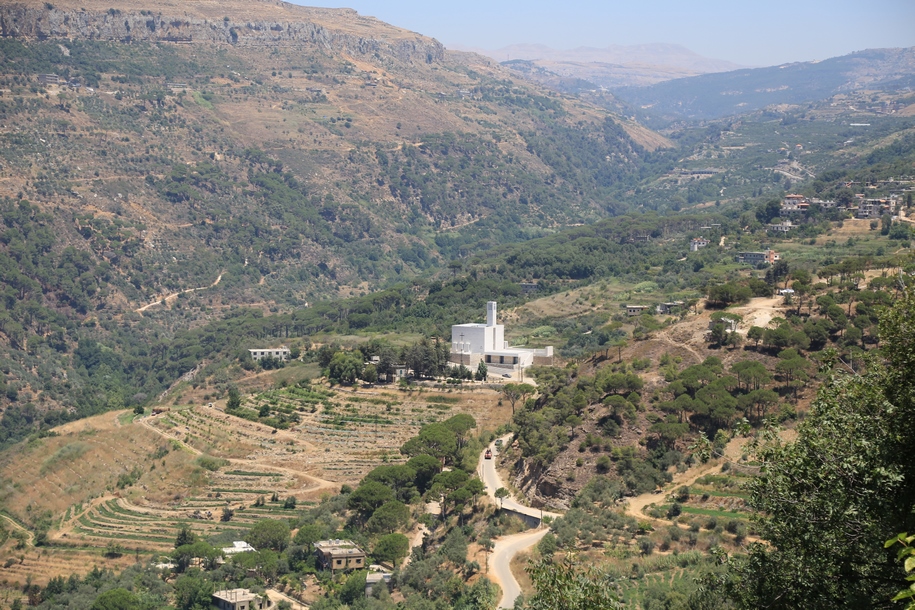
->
[157,383,506,482]
[0,384,505,586]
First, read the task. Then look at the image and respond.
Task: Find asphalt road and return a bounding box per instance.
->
[479,435,561,520]
[491,527,550,608]
[478,435,561,608]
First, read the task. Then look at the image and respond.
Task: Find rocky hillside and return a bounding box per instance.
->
[0,0,677,436]
[0,1,443,63]
[0,0,671,310]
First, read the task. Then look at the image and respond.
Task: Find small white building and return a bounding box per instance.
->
[222,541,256,555]
[212,590,272,610]
[767,219,796,233]
[248,346,290,361]
[690,237,710,251]
[366,572,392,597]
[450,302,552,375]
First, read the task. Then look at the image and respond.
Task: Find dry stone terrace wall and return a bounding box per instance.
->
[0,5,445,65]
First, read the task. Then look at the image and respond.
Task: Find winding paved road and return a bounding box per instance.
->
[491,528,549,608]
[478,435,562,608]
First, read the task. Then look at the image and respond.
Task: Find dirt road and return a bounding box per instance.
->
[135,272,223,313]
[138,412,338,494]
[0,514,34,546]
[623,436,748,525]
[265,589,308,610]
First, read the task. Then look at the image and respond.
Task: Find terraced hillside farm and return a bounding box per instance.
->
[0,384,505,585]
[146,384,504,481]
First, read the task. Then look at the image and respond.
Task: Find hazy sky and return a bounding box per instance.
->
[299,0,915,67]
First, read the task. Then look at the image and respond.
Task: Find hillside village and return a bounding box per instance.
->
[0,0,913,609]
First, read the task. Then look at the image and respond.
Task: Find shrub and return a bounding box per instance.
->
[596,455,611,473]
[196,455,228,471]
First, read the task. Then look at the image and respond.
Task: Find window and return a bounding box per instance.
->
[336,559,342,566]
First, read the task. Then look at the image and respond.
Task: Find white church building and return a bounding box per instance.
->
[450,302,553,378]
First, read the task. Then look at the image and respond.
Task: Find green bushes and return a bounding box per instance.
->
[116,467,143,489]
[195,455,228,472]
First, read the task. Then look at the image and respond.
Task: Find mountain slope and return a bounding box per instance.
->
[0,0,670,306]
[613,47,915,123]
[0,0,677,438]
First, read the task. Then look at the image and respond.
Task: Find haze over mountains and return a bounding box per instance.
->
[450,42,743,88]
[613,46,915,123]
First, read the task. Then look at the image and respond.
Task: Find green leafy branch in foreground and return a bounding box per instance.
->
[886,532,915,608]
[523,552,623,610]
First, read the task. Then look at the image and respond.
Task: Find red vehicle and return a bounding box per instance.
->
[484,449,493,460]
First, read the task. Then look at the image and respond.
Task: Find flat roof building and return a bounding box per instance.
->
[690,237,710,252]
[450,302,553,377]
[767,220,795,233]
[248,346,290,361]
[314,539,367,572]
[657,301,685,315]
[736,250,780,265]
[222,541,256,555]
[212,590,272,610]
[626,305,650,317]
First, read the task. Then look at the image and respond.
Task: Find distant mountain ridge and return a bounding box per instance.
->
[613,47,915,123]
[449,42,742,88]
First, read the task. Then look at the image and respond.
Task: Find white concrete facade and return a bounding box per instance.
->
[452,302,506,356]
[248,346,290,361]
[450,302,553,374]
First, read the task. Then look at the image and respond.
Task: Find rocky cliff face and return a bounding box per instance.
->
[0,4,444,65]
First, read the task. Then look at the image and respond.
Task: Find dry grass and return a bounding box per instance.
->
[0,382,511,585]
[509,549,536,599]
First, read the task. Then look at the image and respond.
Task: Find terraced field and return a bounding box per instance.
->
[0,411,193,518]
[664,469,755,527]
[145,385,503,482]
[0,542,139,590]
[61,497,307,553]
[616,553,707,605]
[0,383,507,586]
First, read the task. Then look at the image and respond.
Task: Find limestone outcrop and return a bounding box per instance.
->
[0,4,444,65]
